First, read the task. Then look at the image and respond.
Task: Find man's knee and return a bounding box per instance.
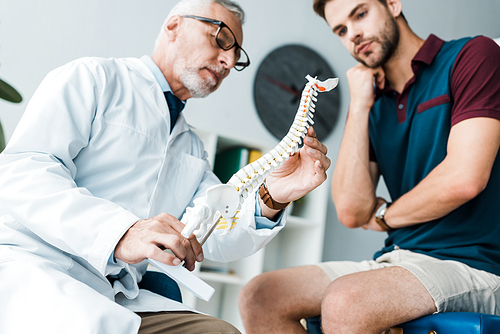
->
[322,275,365,315]
[321,274,376,332]
[239,272,274,313]
[240,266,329,319]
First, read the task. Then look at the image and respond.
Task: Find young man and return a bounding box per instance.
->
[0,1,330,333]
[239,0,500,333]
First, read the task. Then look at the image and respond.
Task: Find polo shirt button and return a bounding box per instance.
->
[398,104,404,110]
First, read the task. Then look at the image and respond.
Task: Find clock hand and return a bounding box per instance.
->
[313,68,324,78]
[264,75,301,97]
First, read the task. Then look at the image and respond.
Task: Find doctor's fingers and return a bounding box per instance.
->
[304,129,328,156]
[304,144,331,172]
[187,233,204,262]
[311,159,329,187]
[147,231,198,270]
[152,213,204,267]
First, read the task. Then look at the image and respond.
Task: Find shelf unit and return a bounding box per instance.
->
[176,129,329,332]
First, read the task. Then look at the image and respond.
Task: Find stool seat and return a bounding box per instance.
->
[306,312,500,333]
[393,312,500,334]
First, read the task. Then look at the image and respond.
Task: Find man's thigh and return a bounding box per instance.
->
[137,311,241,334]
[393,250,500,315]
[319,250,500,315]
[321,266,436,331]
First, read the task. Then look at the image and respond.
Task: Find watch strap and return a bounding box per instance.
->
[375,202,393,231]
[258,182,290,210]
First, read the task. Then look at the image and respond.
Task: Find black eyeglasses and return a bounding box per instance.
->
[182,15,250,71]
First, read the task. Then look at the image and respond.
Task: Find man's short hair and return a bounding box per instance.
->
[312,0,406,23]
[312,0,329,20]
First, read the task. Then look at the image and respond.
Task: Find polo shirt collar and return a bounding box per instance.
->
[412,34,445,66]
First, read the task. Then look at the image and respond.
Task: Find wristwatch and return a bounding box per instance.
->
[375,202,393,231]
[258,181,290,210]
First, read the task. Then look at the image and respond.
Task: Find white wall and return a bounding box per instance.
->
[1,0,499,263]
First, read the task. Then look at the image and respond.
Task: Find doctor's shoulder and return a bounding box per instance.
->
[39,57,109,90]
[42,57,139,89]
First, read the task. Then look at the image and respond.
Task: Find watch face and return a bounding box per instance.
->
[253,44,341,141]
[375,202,387,218]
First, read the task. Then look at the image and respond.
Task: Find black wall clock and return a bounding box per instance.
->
[253,44,340,141]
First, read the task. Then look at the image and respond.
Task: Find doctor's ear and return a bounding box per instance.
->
[164,15,182,41]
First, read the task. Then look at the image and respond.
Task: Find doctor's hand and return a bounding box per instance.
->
[263,126,330,216]
[114,213,203,271]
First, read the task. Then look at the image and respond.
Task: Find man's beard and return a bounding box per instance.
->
[173,53,225,98]
[354,13,400,68]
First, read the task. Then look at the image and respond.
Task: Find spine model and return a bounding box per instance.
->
[181,75,339,240]
[227,75,338,204]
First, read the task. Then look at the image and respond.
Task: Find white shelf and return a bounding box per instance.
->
[197,271,245,286]
[286,214,321,228]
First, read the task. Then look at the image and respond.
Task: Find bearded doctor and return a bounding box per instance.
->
[0,0,330,333]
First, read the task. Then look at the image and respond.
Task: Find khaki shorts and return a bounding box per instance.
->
[317,248,500,315]
[137,311,241,334]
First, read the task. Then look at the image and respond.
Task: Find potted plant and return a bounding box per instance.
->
[0,77,22,152]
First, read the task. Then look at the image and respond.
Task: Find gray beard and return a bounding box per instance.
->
[173,58,217,98]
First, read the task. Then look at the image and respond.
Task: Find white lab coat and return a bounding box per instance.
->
[0,57,285,334]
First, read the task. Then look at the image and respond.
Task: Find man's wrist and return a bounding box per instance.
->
[375,202,393,231]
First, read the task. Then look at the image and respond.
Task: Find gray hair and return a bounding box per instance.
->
[154,0,245,49]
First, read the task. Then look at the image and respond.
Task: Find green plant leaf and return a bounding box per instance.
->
[0,122,5,153]
[0,77,22,103]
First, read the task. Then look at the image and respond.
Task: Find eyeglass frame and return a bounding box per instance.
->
[181,15,250,71]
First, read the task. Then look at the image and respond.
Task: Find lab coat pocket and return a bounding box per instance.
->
[173,153,206,212]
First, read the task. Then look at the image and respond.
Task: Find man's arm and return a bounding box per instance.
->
[331,64,385,228]
[363,117,500,230]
